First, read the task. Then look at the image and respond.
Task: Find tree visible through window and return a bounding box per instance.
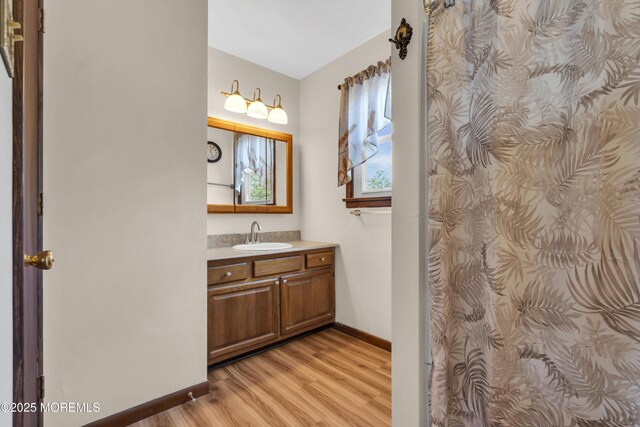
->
[248,172,273,202]
[362,137,392,193]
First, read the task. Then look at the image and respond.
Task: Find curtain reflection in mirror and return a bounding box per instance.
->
[234,133,275,205]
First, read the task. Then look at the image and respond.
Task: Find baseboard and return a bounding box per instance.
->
[332,323,391,352]
[84,381,209,427]
[209,323,332,369]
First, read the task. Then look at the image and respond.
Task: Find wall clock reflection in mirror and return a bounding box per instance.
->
[207,141,222,163]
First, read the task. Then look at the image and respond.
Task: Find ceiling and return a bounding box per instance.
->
[208,0,391,80]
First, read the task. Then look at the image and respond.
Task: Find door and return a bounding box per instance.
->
[280,268,335,337]
[10,0,47,425]
[207,278,279,364]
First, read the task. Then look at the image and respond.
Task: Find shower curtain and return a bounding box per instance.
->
[427,1,640,426]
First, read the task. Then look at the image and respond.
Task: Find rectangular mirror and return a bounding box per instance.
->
[207,117,292,214]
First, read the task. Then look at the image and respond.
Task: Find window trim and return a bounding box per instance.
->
[343,135,392,209]
[343,180,392,208]
[359,138,392,196]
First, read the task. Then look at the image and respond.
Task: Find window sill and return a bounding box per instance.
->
[343,196,391,208]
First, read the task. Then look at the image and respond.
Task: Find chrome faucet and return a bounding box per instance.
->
[247,221,262,244]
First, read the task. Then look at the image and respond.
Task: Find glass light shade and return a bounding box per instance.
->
[224,93,247,113]
[267,107,288,125]
[247,99,268,119]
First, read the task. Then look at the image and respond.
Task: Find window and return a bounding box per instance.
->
[338,59,392,208]
[361,125,392,194]
[345,125,392,207]
[240,170,274,205]
[235,135,276,205]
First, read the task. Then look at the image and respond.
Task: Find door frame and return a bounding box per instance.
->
[12,0,43,424]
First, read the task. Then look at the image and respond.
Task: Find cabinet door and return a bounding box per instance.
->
[280,268,335,337]
[208,278,279,363]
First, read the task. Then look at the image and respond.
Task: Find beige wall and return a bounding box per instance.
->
[42,1,208,425]
[299,32,392,341]
[391,0,428,424]
[207,47,300,235]
[0,62,13,427]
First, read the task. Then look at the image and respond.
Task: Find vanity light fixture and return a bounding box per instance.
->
[247,88,268,119]
[223,80,248,113]
[267,95,288,125]
[221,80,288,125]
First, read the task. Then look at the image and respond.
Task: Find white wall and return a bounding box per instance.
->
[43,1,208,425]
[0,64,13,427]
[299,32,392,341]
[207,47,300,235]
[391,0,427,425]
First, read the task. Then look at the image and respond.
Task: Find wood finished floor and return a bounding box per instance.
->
[132,329,391,427]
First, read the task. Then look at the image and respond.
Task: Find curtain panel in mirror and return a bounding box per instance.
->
[234,133,273,195]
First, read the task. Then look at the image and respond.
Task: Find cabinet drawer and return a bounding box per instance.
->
[254,255,302,277]
[208,263,248,285]
[306,251,333,269]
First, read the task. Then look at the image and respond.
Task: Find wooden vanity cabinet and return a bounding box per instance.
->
[207,278,279,362]
[280,268,334,337]
[207,247,335,365]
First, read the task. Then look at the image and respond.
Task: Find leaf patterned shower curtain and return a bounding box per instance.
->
[427,0,640,425]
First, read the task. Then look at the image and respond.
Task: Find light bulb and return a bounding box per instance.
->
[224,93,247,113]
[223,80,248,113]
[247,99,268,119]
[268,107,288,124]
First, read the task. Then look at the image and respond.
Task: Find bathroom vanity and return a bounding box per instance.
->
[206,242,336,365]
[206,117,336,364]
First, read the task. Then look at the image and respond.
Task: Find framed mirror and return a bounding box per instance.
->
[207,117,293,214]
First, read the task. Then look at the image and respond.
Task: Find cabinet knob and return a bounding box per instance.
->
[225,272,232,277]
[320,257,325,261]
[282,279,288,284]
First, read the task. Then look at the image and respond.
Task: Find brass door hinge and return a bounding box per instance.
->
[37,376,45,400]
[37,192,43,216]
[38,8,45,33]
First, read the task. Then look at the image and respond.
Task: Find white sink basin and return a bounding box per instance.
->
[232,242,293,251]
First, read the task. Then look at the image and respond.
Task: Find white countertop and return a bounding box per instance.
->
[207,240,338,261]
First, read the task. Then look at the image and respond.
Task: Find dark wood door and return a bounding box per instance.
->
[280,268,335,337]
[12,0,44,425]
[208,278,279,364]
